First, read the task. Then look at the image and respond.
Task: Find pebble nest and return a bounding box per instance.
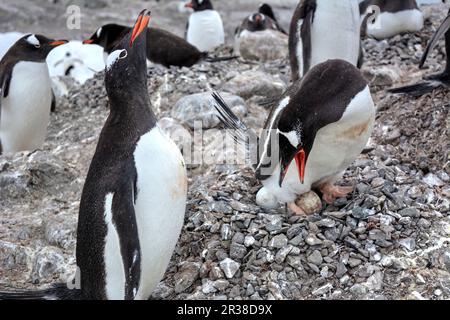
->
[0,4,449,300]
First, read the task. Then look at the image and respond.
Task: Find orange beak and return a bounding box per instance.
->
[255,14,262,23]
[185,1,193,8]
[83,39,94,44]
[294,149,306,184]
[130,10,151,47]
[49,40,68,47]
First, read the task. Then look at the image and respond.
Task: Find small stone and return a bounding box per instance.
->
[312,283,333,296]
[174,262,201,293]
[265,215,283,232]
[398,208,420,218]
[335,263,348,278]
[316,218,336,228]
[423,173,444,187]
[221,224,232,241]
[365,271,383,291]
[244,235,256,247]
[230,243,247,260]
[219,258,241,279]
[348,258,362,268]
[202,280,217,294]
[305,234,323,246]
[398,238,416,251]
[307,250,323,266]
[269,234,288,249]
[275,245,293,264]
[350,284,368,296]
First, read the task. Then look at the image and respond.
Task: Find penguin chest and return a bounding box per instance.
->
[187,11,225,52]
[0,61,51,153]
[299,0,360,74]
[301,86,375,187]
[132,127,187,299]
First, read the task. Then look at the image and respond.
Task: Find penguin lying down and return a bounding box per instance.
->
[389,9,450,96]
[0,10,187,300]
[213,59,376,215]
[84,24,237,68]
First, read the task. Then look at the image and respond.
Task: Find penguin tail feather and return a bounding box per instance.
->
[0,283,84,300]
[205,55,239,63]
[387,81,444,97]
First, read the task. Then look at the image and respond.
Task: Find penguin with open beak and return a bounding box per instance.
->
[0,35,67,155]
[389,8,450,96]
[212,59,375,215]
[0,10,187,300]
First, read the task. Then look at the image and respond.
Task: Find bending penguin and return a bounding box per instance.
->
[0,10,188,300]
[359,0,424,40]
[213,59,375,215]
[289,0,362,81]
[84,24,236,68]
[0,34,67,155]
[185,0,225,52]
[389,9,450,96]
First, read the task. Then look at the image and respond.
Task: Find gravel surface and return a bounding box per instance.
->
[0,1,449,300]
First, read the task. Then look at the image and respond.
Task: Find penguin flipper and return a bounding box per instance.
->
[420,14,450,68]
[0,66,13,121]
[388,81,444,97]
[0,283,83,300]
[51,89,56,113]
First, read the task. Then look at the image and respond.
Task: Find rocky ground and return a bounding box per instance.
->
[1,1,450,300]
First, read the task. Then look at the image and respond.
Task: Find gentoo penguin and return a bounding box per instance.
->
[0,10,187,300]
[389,9,450,96]
[359,0,424,40]
[289,0,361,82]
[213,59,375,215]
[0,35,67,155]
[258,3,288,34]
[84,24,235,68]
[185,0,225,52]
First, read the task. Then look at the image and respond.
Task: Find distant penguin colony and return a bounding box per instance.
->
[288,0,362,81]
[0,35,67,155]
[213,60,375,215]
[185,0,225,52]
[360,0,424,40]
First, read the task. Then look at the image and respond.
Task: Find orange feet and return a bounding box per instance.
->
[288,202,307,216]
[319,183,354,204]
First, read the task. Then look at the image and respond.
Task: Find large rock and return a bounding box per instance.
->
[235,30,289,62]
[222,70,286,99]
[171,92,247,129]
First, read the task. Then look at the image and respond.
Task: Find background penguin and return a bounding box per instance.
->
[213,59,375,215]
[359,0,424,40]
[0,10,187,300]
[258,3,288,35]
[389,9,450,96]
[234,6,286,54]
[185,0,225,52]
[84,24,235,68]
[0,34,67,155]
[289,0,362,82]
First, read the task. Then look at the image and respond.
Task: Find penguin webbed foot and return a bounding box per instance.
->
[319,183,354,205]
[287,202,307,216]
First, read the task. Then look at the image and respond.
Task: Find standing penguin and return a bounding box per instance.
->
[0,35,67,155]
[213,60,375,215]
[0,10,187,300]
[84,24,235,68]
[289,0,361,81]
[389,9,450,96]
[359,0,424,40]
[185,0,225,52]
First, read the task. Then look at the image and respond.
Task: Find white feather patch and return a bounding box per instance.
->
[96,27,102,38]
[106,49,127,71]
[26,35,40,47]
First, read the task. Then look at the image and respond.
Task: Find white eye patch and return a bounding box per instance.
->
[26,35,40,47]
[278,130,300,147]
[96,27,102,38]
[198,0,204,4]
[106,49,127,71]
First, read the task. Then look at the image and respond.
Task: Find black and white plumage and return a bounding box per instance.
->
[0,10,187,300]
[359,0,424,40]
[389,9,450,97]
[213,60,375,215]
[0,34,67,155]
[289,0,361,82]
[185,0,225,52]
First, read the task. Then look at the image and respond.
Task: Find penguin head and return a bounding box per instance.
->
[12,34,68,62]
[103,10,150,101]
[83,24,129,54]
[246,13,268,31]
[185,0,213,11]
